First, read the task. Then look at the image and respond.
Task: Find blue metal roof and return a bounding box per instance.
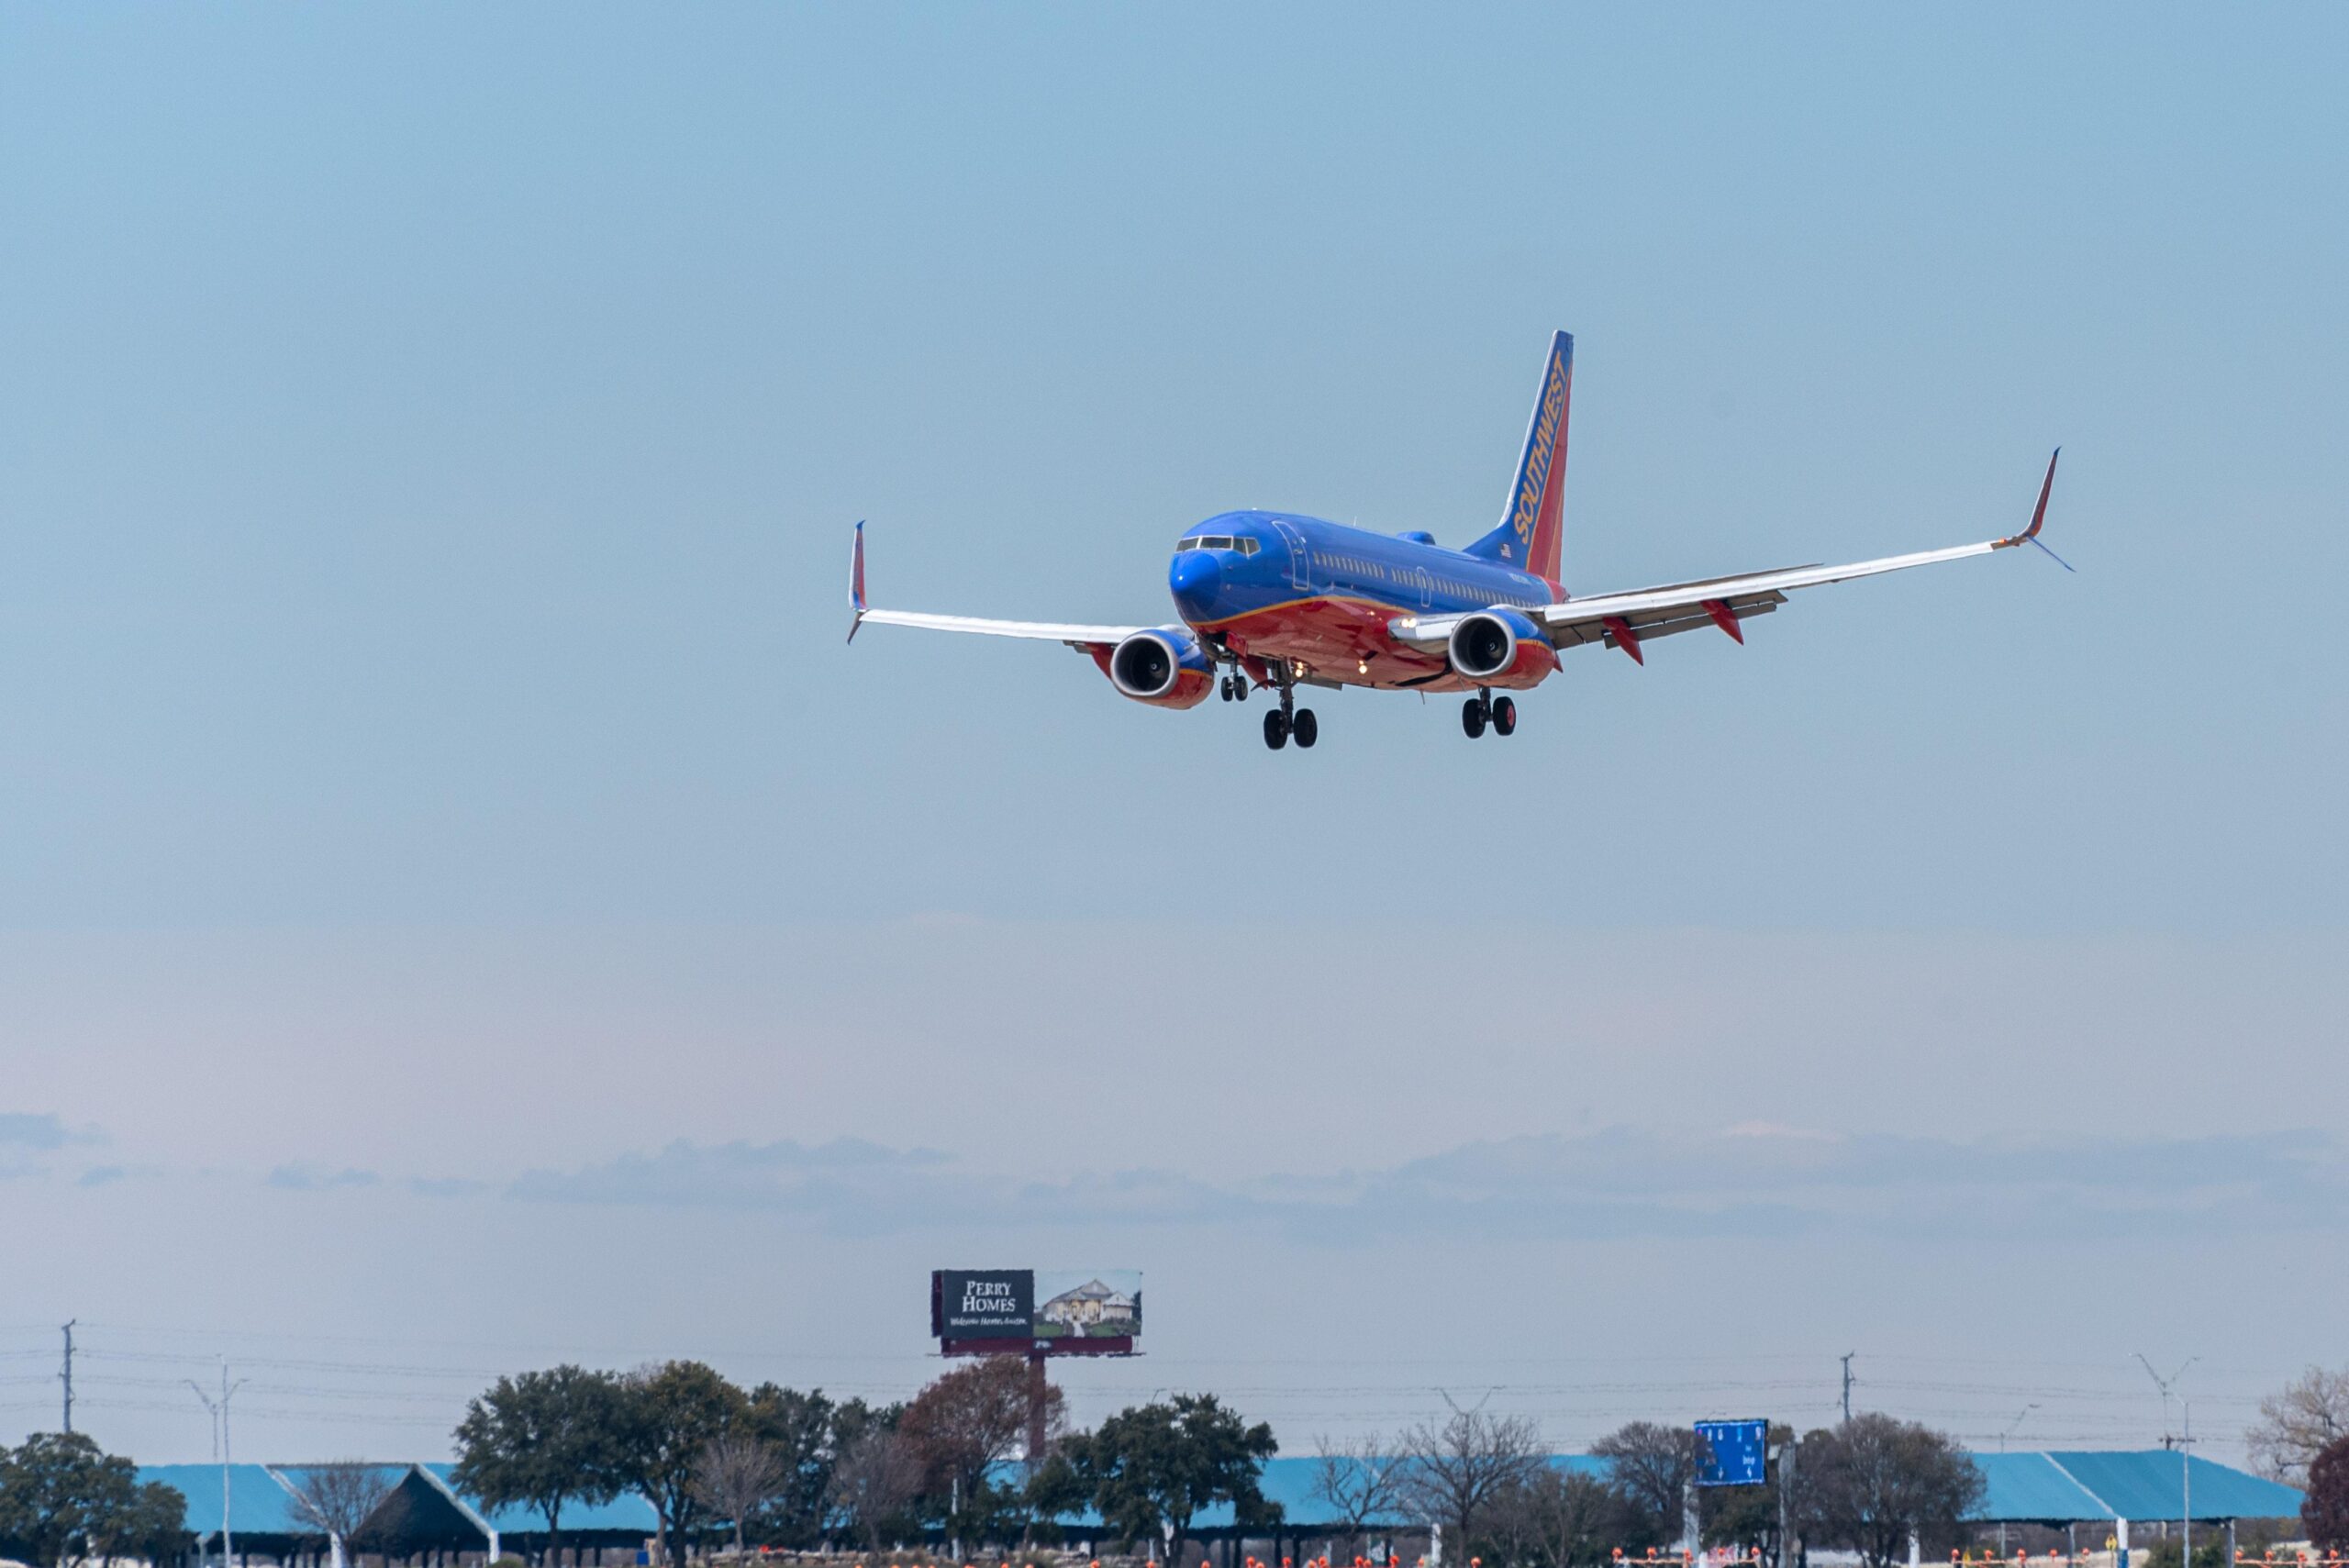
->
[1970,1454,2112,1522]
[138,1466,311,1535]
[2030,1452,2304,1524]
[1044,1451,2300,1533]
[141,1464,661,1539]
[418,1465,660,1533]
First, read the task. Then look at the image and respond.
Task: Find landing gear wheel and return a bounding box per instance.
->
[1232,674,1248,703]
[1219,675,1232,702]
[1263,709,1290,751]
[1292,708,1318,749]
[1462,697,1487,739]
[1492,695,1517,737]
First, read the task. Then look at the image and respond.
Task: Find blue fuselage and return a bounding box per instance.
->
[1163,510,1557,688]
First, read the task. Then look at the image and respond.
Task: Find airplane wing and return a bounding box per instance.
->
[847,522,1141,650]
[1391,450,2065,662]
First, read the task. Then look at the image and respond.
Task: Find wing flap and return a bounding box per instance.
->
[1547,595,1782,649]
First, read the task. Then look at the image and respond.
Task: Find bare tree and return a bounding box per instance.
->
[1590,1421,1709,1546]
[691,1435,788,1556]
[283,1462,395,1568]
[1397,1397,1544,1552]
[2251,1366,2349,1485]
[1486,1469,1633,1568]
[829,1428,924,1553]
[1311,1433,1410,1562]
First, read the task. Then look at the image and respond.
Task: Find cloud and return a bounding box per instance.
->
[0,1113,95,1151]
[501,1126,2349,1243]
[406,1175,490,1198]
[508,1137,980,1231]
[78,1165,128,1187]
[265,1164,382,1191]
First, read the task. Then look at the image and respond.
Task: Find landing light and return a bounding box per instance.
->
[1357,660,1368,674]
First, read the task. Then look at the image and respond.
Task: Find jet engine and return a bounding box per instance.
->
[1447,607,1558,688]
[1099,627,1215,708]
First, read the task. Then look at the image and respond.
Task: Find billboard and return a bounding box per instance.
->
[1695,1419,1769,1487]
[932,1269,1142,1345]
[936,1269,1034,1338]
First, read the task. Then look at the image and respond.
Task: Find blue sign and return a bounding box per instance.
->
[1696,1419,1769,1486]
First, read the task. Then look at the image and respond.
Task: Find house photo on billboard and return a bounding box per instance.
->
[1035,1272,1141,1339]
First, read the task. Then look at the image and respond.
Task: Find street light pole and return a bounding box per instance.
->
[2133,1356,2198,1449]
[188,1361,247,1568]
[1998,1405,2041,1560]
[2180,1403,2194,1568]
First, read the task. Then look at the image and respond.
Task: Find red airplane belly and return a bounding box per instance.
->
[1215,597,1449,688]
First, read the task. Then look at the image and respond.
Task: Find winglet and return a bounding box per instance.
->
[847,520,869,643]
[1997,448,2067,557]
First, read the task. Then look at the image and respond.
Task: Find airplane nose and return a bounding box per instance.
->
[1169,548,1221,612]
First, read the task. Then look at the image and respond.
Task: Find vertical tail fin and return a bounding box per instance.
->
[1464,329,1572,584]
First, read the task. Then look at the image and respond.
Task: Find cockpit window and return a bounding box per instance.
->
[1175,535,1259,555]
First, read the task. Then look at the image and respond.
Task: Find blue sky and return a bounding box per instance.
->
[3,6,2344,1467]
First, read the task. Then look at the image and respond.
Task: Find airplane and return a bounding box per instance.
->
[848,329,2065,751]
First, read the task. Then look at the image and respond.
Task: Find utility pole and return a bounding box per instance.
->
[1840,1354,1855,1424]
[189,1361,246,1568]
[60,1320,75,1433]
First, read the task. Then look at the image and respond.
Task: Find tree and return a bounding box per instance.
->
[1054,1394,1279,1564]
[831,1429,925,1553]
[1483,1469,1632,1568]
[898,1359,1064,1544]
[1590,1422,1707,1547]
[1309,1433,1410,1563]
[1397,1399,1544,1551]
[2304,1437,2349,1553]
[0,1432,182,1568]
[453,1365,629,1568]
[283,1463,395,1568]
[2252,1366,2349,1485]
[740,1385,834,1548]
[1792,1415,1983,1568]
[91,1477,189,1565]
[613,1362,751,1568]
[692,1436,787,1556]
[1700,1427,1795,1559]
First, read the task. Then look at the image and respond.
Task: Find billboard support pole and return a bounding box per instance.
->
[1027,1342,1050,1475]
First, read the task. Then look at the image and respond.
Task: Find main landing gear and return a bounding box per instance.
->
[1263,667,1316,751]
[1218,670,1251,703]
[1462,690,1516,740]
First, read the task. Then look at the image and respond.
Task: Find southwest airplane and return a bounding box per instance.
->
[849,330,2065,751]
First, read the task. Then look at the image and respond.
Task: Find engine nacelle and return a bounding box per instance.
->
[1447,607,1558,689]
[1097,627,1215,708]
